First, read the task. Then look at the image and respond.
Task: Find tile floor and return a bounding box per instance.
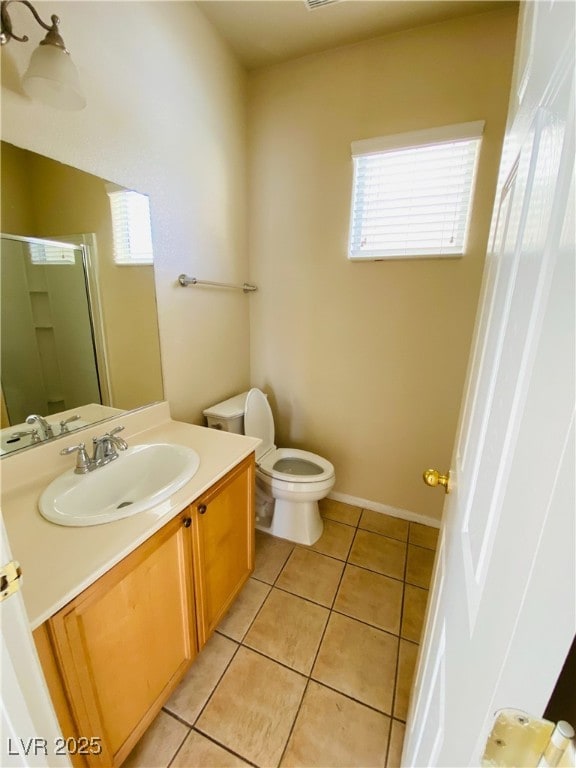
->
[124,500,438,768]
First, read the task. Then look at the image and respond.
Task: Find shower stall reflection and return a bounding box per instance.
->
[0,234,104,452]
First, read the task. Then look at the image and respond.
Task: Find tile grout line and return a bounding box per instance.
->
[250,515,417,684]
[193,538,295,728]
[221,576,275,643]
[384,510,410,766]
[385,547,407,766]
[197,540,305,768]
[162,716,190,768]
[242,527,344,677]
[276,677,312,767]
[384,520,415,767]
[248,540,327,768]
[323,510,422,546]
[277,512,385,768]
[163,635,243,733]
[250,527,411,640]
[226,640,399,721]
[189,726,261,768]
[178,636,267,766]
[306,513,399,717]
[161,707,194,728]
[305,517,352,662]
[252,542,415,587]
[129,506,437,767]
[275,515,358,764]
[182,509,434,768]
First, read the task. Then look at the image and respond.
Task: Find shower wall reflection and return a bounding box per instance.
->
[1,236,101,425]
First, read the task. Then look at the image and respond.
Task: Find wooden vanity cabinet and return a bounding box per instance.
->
[32,454,255,768]
[37,513,196,767]
[191,454,255,647]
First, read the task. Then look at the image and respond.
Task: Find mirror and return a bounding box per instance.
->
[0,141,164,456]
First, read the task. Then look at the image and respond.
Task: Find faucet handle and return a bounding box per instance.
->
[60,442,86,455]
[106,425,128,451]
[90,426,128,465]
[59,414,81,433]
[10,429,41,444]
[60,443,91,474]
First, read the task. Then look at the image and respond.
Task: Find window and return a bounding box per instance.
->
[348,121,484,260]
[106,185,154,265]
[28,241,77,265]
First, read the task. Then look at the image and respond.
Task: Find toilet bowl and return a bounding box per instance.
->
[203,389,335,545]
[245,388,335,545]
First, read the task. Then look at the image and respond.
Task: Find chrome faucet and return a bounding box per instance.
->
[61,426,128,474]
[92,426,128,465]
[25,414,54,440]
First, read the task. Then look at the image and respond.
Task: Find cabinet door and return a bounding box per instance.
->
[48,514,196,767]
[193,454,255,647]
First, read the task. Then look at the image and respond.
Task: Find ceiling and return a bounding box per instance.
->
[197,0,516,70]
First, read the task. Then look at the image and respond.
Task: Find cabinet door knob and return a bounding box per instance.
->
[183,517,192,528]
[198,504,207,515]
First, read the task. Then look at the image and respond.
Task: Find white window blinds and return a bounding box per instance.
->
[28,242,76,265]
[348,121,484,260]
[107,187,154,265]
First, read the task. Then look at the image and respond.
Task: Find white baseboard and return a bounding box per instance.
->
[327,490,441,529]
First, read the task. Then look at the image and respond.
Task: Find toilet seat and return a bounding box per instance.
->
[244,389,335,484]
[258,447,335,483]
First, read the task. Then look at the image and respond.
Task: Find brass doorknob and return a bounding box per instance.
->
[423,468,451,494]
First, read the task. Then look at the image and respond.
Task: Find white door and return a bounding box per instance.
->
[403,2,575,765]
[0,511,70,768]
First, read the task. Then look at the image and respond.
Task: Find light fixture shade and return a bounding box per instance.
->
[22,43,86,111]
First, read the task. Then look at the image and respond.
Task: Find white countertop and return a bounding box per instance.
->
[1,402,260,629]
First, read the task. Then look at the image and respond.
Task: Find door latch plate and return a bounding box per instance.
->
[0,560,22,602]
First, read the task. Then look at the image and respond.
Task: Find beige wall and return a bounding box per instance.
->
[248,8,518,521]
[1,139,34,233]
[1,1,250,424]
[1,2,518,522]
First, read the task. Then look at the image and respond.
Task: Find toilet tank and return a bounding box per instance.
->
[203,392,248,434]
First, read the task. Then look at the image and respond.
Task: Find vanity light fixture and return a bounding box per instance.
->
[0,0,85,110]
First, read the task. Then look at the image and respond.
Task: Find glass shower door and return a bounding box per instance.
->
[0,235,102,426]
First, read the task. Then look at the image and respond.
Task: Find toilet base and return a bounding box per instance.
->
[266,498,324,546]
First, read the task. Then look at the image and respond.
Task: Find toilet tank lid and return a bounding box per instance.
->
[202,392,248,419]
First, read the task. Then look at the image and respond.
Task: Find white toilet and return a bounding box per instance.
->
[203,389,335,545]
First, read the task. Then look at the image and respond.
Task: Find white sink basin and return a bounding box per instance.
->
[39,443,200,526]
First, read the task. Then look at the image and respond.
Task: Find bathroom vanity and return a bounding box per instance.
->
[1,402,259,768]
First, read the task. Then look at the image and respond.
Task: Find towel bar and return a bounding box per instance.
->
[178,274,257,293]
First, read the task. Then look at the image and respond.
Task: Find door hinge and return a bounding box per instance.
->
[0,560,22,602]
